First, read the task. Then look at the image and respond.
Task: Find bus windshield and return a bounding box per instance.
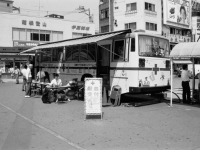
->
[138,35,169,57]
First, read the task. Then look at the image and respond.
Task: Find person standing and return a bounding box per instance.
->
[14,66,20,84]
[25,64,33,98]
[21,65,27,91]
[36,68,45,82]
[181,64,191,104]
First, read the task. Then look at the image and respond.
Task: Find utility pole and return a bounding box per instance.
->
[76,6,93,22]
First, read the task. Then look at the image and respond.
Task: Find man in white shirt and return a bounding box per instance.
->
[36,68,46,82]
[25,64,33,98]
[21,65,27,91]
[181,64,191,104]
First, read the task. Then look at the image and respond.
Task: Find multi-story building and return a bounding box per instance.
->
[191,0,200,42]
[99,0,193,50]
[0,0,95,73]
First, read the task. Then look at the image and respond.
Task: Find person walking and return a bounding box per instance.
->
[25,64,33,98]
[14,66,20,84]
[181,64,191,104]
[21,65,27,91]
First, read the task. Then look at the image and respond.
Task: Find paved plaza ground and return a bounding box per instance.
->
[0,78,200,150]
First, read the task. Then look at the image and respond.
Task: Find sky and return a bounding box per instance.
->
[13,0,100,31]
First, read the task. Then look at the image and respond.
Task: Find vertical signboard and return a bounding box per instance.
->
[84,78,102,120]
[166,0,191,26]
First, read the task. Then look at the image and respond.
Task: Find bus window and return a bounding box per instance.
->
[113,39,125,61]
[41,48,51,62]
[131,38,135,52]
[72,45,79,61]
[52,47,63,61]
[88,43,96,61]
[79,44,88,61]
[65,46,79,62]
[65,46,73,61]
[138,35,169,57]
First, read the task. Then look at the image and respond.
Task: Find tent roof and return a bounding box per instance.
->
[170,42,200,58]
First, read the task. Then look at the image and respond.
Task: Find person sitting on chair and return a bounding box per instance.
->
[48,73,70,102]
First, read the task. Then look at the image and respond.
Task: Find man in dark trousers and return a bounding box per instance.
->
[181,64,191,104]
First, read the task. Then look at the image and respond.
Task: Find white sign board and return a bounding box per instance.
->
[84,78,102,120]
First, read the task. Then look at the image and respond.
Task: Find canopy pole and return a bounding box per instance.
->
[170,58,173,107]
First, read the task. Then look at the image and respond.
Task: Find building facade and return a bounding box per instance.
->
[99,0,193,50]
[0,0,95,73]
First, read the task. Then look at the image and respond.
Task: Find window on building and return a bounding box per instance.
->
[113,40,125,61]
[7,3,10,7]
[101,25,109,33]
[19,29,26,41]
[52,31,63,42]
[146,22,157,31]
[13,28,20,40]
[125,22,136,29]
[145,2,155,11]
[126,3,137,11]
[31,30,39,41]
[12,28,62,42]
[100,9,109,19]
[40,30,50,42]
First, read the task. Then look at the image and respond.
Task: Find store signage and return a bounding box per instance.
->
[84,78,102,120]
[22,20,47,27]
[13,41,38,47]
[192,0,200,11]
[168,34,191,43]
[167,0,190,26]
[72,25,90,31]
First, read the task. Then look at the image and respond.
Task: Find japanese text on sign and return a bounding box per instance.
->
[84,78,102,115]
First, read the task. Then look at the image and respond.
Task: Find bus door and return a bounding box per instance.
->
[97,45,111,90]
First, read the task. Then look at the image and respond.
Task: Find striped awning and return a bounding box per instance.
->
[20,29,131,54]
[170,42,200,58]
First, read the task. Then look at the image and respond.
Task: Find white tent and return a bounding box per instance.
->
[169,42,200,106]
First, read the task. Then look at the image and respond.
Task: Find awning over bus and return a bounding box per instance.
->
[20,29,131,54]
[170,42,200,58]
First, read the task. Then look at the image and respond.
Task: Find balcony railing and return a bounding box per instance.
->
[125,10,137,16]
[144,10,157,17]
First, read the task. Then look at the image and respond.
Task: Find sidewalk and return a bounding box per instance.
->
[0,82,200,150]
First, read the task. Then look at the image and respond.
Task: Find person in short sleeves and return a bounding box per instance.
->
[181,64,191,104]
